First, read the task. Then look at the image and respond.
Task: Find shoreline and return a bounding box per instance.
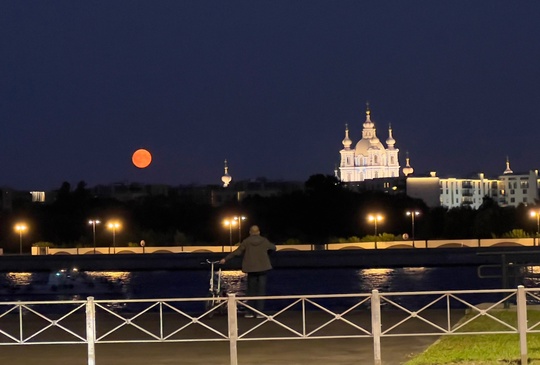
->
[0,246,539,272]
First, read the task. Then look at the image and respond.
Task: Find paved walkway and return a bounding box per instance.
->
[0,336,437,365]
[0,309,455,365]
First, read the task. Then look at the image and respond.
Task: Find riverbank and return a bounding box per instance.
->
[1,246,540,272]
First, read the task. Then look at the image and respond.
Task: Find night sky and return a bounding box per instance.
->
[1,1,540,191]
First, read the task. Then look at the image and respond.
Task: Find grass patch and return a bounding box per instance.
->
[404,310,540,365]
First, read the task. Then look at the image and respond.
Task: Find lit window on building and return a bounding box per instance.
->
[30,191,45,203]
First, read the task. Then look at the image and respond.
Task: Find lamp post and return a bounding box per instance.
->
[107,221,121,254]
[367,214,383,249]
[406,211,420,248]
[223,219,237,252]
[88,219,101,254]
[531,210,540,246]
[234,215,247,244]
[14,224,27,255]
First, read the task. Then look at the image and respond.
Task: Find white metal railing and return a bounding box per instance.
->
[1,287,539,365]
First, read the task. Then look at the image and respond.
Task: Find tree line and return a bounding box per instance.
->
[0,175,537,253]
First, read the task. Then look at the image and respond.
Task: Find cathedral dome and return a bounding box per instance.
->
[221,160,232,187]
[354,138,372,156]
[368,137,384,150]
[386,125,396,148]
[363,110,374,129]
[342,124,352,149]
[402,156,414,176]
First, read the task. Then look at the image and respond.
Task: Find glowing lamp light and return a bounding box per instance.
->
[132,149,152,169]
[367,214,383,249]
[15,223,28,255]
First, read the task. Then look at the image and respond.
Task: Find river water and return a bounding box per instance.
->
[0,266,510,305]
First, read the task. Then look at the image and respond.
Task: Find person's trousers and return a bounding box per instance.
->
[247,271,267,312]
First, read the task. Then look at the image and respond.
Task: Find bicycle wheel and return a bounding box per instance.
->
[205,293,218,318]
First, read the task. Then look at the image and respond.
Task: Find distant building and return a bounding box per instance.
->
[333,105,538,209]
[211,178,304,206]
[92,182,169,201]
[406,173,441,207]
[337,104,400,183]
[497,167,539,207]
[407,160,539,209]
[341,177,406,195]
[30,191,46,203]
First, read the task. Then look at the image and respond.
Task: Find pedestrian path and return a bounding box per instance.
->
[0,310,446,365]
[0,336,436,365]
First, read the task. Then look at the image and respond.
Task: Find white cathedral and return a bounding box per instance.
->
[338,105,405,182]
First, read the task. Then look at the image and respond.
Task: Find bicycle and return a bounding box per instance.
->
[202,259,227,317]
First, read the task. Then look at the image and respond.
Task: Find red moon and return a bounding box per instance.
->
[132,149,152,169]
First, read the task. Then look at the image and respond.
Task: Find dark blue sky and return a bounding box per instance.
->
[1,1,540,190]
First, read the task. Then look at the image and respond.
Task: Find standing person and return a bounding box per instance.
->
[220,225,276,318]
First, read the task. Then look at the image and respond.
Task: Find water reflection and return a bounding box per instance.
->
[220,270,245,295]
[357,268,394,292]
[6,272,33,286]
[0,266,506,305]
[0,270,131,301]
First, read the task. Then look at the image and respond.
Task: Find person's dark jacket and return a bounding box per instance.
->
[224,234,275,273]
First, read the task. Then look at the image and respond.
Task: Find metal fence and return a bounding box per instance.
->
[0,286,539,365]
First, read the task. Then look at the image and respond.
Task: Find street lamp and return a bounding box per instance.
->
[367,214,383,249]
[14,223,27,255]
[88,219,101,254]
[406,211,420,248]
[234,215,247,244]
[530,210,540,246]
[223,219,237,253]
[107,221,121,254]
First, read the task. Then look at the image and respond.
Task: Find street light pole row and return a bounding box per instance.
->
[367,211,421,249]
[88,219,100,254]
[531,210,540,246]
[88,219,121,253]
[88,219,121,254]
[87,219,121,254]
[15,223,27,255]
[367,214,383,249]
[406,211,420,248]
[223,215,247,252]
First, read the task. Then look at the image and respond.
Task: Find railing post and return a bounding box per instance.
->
[227,294,238,365]
[371,289,382,365]
[86,296,96,365]
[517,285,528,365]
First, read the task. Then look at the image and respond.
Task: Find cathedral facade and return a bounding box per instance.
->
[338,106,401,182]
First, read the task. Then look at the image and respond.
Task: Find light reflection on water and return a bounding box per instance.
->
[357,268,394,291]
[220,270,246,295]
[0,265,515,305]
[5,272,33,286]
[0,270,131,301]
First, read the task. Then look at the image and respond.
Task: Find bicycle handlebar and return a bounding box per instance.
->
[201,259,221,265]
